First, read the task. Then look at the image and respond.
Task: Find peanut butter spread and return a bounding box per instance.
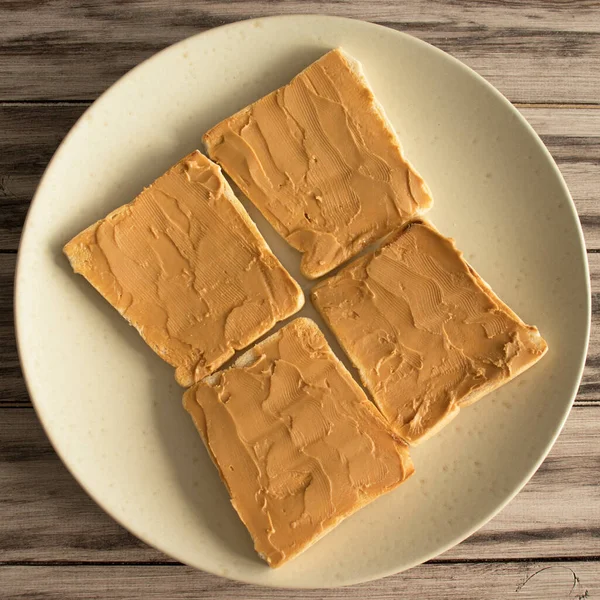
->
[312,222,548,445]
[204,48,433,279]
[64,151,303,387]
[183,318,414,567]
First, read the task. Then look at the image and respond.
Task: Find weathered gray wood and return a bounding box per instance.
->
[578,251,600,401]
[0,255,27,403]
[1,1,600,103]
[1,406,597,563]
[0,104,598,252]
[0,561,597,599]
[0,104,84,251]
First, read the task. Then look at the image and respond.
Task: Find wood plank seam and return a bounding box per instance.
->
[2,556,600,567]
[0,101,599,108]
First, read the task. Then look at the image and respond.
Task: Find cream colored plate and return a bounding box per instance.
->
[15,15,590,588]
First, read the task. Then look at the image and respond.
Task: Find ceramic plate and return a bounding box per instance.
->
[15,15,590,588]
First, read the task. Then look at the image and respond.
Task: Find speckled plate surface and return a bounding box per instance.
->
[15,15,590,588]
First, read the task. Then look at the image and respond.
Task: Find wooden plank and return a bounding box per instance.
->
[1,561,598,599]
[579,251,600,401]
[0,104,599,252]
[0,255,27,403]
[0,104,85,251]
[1,1,599,103]
[1,406,597,563]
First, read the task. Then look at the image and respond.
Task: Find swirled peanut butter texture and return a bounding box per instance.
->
[312,222,548,445]
[64,151,303,386]
[183,318,414,568]
[204,48,433,279]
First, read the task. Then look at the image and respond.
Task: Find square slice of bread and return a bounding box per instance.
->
[204,48,433,279]
[64,151,304,387]
[183,317,414,568]
[311,221,548,445]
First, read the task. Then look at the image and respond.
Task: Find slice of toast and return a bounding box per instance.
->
[183,318,414,567]
[312,221,548,445]
[204,48,433,279]
[64,151,303,386]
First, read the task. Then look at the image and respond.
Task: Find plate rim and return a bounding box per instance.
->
[14,14,592,589]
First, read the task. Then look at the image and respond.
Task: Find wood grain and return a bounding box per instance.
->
[1,561,598,599]
[1,1,600,103]
[0,104,84,252]
[0,104,598,252]
[1,406,598,564]
[0,255,27,403]
[580,252,600,401]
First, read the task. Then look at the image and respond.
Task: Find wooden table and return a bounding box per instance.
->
[1,2,599,598]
